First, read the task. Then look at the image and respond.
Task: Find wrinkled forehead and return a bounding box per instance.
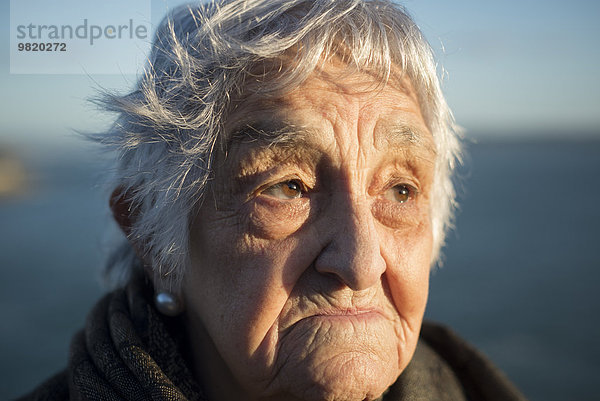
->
[223,59,428,147]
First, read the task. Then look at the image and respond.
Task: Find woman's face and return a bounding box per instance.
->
[182,64,436,401]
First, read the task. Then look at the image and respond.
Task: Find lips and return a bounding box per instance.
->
[314,307,379,316]
[296,308,386,326]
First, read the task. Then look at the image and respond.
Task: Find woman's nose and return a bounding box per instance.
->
[313,196,386,291]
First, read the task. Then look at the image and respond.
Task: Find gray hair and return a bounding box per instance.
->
[97,0,461,290]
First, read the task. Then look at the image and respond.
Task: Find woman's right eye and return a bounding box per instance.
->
[262,180,305,200]
[384,184,415,204]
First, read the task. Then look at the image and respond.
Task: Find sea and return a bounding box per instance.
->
[1,138,599,400]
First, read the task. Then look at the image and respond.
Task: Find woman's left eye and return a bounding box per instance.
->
[262,179,305,200]
[384,184,415,204]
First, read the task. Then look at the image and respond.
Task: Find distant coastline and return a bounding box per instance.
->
[0,148,28,198]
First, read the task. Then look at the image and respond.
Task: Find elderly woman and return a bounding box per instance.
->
[21,1,527,400]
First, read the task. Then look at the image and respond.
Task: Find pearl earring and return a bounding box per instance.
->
[154,291,184,316]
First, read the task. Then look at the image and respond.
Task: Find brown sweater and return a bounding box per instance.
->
[17,279,527,401]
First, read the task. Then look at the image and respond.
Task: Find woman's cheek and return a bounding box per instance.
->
[370,196,426,230]
[382,218,432,322]
[248,197,310,239]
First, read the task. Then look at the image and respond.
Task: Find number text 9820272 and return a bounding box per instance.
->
[17,42,67,52]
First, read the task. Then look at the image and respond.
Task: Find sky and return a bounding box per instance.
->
[1,0,599,149]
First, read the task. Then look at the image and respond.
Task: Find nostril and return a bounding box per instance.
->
[318,269,352,290]
[313,238,386,291]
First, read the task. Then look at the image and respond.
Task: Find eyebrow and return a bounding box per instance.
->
[228,121,315,149]
[225,122,322,180]
[379,125,437,156]
[227,120,437,164]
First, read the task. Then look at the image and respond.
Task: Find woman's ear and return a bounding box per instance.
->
[110,187,135,236]
[109,188,155,278]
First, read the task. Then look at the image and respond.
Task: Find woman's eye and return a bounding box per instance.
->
[385,184,414,204]
[262,180,304,200]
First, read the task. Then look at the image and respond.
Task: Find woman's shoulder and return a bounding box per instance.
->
[383,321,527,401]
[417,321,528,401]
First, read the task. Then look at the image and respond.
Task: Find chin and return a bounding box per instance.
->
[294,356,397,401]
[267,319,403,401]
[269,359,397,401]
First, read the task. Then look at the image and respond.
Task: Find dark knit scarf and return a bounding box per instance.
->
[18,278,527,401]
[19,278,205,401]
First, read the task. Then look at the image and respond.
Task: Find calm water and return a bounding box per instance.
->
[1,139,599,400]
